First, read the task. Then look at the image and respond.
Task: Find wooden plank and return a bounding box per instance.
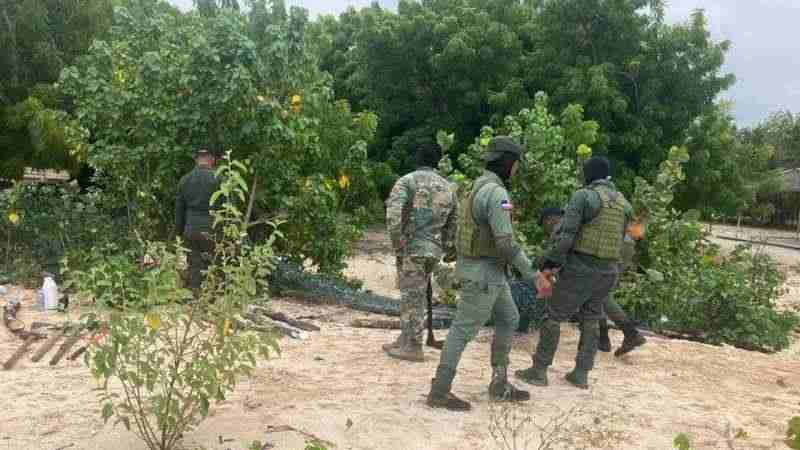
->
[3,335,38,370]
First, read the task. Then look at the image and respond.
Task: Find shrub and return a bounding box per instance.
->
[0,182,125,285]
[65,155,279,450]
[617,147,797,352]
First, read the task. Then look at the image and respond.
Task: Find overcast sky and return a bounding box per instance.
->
[169,0,800,127]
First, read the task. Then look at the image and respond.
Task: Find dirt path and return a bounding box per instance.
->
[1,227,799,450]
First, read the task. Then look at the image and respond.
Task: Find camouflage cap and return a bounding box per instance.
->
[484,136,523,162]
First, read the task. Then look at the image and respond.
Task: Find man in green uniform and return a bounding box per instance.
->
[384,142,458,362]
[542,208,646,356]
[516,156,632,389]
[176,147,221,296]
[427,136,536,412]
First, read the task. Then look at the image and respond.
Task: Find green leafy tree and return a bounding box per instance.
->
[0,0,114,179]
[617,147,797,352]
[60,0,377,273]
[440,92,598,251]
[526,3,733,188]
[676,103,781,218]
[744,110,800,167]
[314,1,732,190]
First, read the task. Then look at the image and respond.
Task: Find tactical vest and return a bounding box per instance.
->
[573,185,627,261]
[456,176,502,258]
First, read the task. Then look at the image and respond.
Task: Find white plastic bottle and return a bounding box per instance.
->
[41,276,59,310]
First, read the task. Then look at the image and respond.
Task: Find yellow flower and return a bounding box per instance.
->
[338,174,350,190]
[7,212,19,225]
[145,312,161,331]
[291,94,302,105]
[577,144,592,157]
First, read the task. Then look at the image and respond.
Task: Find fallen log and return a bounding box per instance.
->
[249,306,320,332]
[263,317,306,340]
[3,334,39,370]
[351,318,401,329]
[50,334,83,366]
[31,333,62,363]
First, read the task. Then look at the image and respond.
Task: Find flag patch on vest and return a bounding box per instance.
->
[501,200,513,211]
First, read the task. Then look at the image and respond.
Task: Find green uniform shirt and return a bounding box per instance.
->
[541,179,632,274]
[456,171,534,283]
[175,167,221,236]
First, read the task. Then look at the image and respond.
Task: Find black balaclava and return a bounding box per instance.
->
[583,156,610,185]
[416,141,442,168]
[486,151,519,183]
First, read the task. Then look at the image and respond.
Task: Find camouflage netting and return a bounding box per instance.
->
[268,258,455,329]
[269,257,548,333]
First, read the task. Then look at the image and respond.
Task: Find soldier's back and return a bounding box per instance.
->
[178,167,219,235]
[405,169,456,258]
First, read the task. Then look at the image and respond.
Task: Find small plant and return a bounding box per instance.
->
[787,416,800,449]
[488,401,621,450]
[673,433,692,450]
[66,154,280,450]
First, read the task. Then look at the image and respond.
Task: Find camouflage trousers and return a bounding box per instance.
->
[397,256,438,345]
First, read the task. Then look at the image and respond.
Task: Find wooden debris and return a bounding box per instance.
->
[3,334,39,370]
[351,318,401,329]
[50,334,83,366]
[262,317,307,340]
[249,306,320,332]
[31,333,63,363]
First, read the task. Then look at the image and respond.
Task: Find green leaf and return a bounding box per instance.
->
[787,417,800,449]
[646,269,664,282]
[101,402,114,423]
[673,433,691,450]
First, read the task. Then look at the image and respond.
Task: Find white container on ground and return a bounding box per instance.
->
[41,276,59,310]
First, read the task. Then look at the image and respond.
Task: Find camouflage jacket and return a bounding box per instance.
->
[385,167,457,259]
[175,167,221,237]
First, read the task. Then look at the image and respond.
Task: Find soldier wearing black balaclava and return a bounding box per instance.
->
[516,156,632,389]
[539,207,646,356]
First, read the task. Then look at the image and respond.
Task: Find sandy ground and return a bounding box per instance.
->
[2,227,800,450]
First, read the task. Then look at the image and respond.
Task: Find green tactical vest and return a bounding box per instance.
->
[456,176,501,258]
[573,185,627,261]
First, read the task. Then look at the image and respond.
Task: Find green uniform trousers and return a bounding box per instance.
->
[545,267,617,322]
[437,280,520,378]
[185,231,214,292]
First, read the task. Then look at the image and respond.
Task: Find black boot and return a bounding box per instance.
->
[598,319,611,353]
[568,319,598,389]
[489,366,530,402]
[515,364,549,387]
[517,319,560,386]
[614,322,646,357]
[427,368,471,411]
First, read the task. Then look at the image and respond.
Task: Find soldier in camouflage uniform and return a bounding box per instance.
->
[176,147,221,297]
[542,209,646,356]
[516,156,632,389]
[427,136,535,412]
[384,142,458,362]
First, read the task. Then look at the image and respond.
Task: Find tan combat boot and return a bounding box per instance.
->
[386,340,425,362]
